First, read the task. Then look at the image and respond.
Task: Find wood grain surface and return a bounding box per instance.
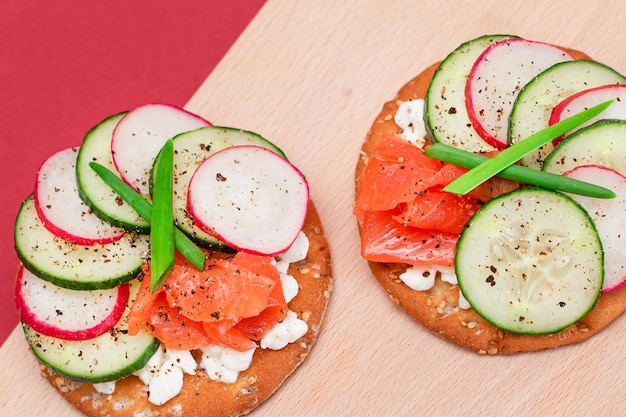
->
[3,1,626,416]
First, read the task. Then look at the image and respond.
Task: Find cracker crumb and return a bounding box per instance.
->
[487,348,499,355]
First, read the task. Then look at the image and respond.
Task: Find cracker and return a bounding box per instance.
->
[41,201,333,416]
[355,47,626,354]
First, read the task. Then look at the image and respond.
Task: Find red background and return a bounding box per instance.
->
[0,0,265,345]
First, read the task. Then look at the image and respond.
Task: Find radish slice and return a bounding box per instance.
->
[111,103,211,194]
[550,84,626,145]
[34,147,125,245]
[187,145,309,256]
[466,38,573,148]
[564,165,626,292]
[15,265,130,340]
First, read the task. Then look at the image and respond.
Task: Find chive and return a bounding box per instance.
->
[424,143,616,199]
[149,139,176,291]
[442,99,614,195]
[88,162,206,271]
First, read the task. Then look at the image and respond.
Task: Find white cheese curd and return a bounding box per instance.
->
[458,290,471,310]
[439,268,458,285]
[147,362,184,406]
[399,266,437,291]
[132,347,197,406]
[93,381,116,395]
[394,99,427,147]
[274,231,309,272]
[134,344,165,384]
[199,346,256,384]
[260,310,308,350]
[164,349,197,375]
[280,273,300,303]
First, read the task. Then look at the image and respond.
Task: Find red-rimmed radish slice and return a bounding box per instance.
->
[188,145,309,256]
[111,103,211,194]
[34,147,125,245]
[549,84,626,145]
[564,165,626,292]
[15,265,130,340]
[466,38,573,148]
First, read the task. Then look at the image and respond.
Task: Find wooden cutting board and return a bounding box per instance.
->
[3,1,626,415]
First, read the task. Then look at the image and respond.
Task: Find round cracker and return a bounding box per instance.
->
[355,46,626,354]
[40,201,333,416]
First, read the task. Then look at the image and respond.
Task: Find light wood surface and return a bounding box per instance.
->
[3,1,626,415]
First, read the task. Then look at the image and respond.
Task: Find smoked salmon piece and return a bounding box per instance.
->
[359,209,458,268]
[128,250,286,351]
[392,187,481,234]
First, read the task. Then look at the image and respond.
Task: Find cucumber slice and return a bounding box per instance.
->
[76,112,150,233]
[165,126,285,249]
[425,34,517,153]
[15,195,150,290]
[23,279,160,383]
[508,60,626,169]
[543,119,626,176]
[456,188,603,334]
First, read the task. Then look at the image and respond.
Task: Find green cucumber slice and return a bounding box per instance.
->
[542,119,626,176]
[508,60,626,169]
[23,279,160,383]
[424,34,517,153]
[76,112,150,233]
[164,126,285,249]
[456,188,603,334]
[15,195,150,290]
